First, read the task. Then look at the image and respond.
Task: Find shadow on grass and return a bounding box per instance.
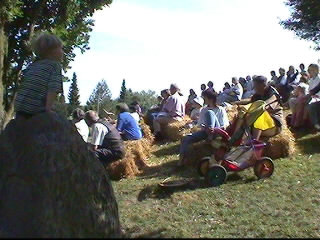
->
[152,143,180,157]
[295,132,320,155]
[123,227,167,238]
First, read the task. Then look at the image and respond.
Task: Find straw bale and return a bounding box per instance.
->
[162,116,193,142]
[262,124,296,160]
[106,138,153,180]
[184,141,214,167]
[140,120,154,144]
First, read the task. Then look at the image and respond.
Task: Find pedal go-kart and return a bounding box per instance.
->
[198,100,276,187]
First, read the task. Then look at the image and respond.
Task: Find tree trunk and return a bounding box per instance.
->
[0,112,121,237]
[0,22,5,130]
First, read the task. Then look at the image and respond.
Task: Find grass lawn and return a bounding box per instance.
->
[113,130,320,238]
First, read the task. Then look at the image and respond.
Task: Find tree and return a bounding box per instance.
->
[68,72,80,107]
[119,79,127,102]
[0,0,112,129]
[86,79,113,116]
[280,0,320,50]
[122,89,158,113]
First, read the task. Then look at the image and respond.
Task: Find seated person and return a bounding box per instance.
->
[288,75,309,128]
[84,110,125,166]
[305,64,320,131]
[72,108,89,142]
[129,104,140,123]
[178,90,229,167]
[190,96,204,122]
[218,77,243,105]
[116,103,143,141]
[186,89,197,115]
[153,84,185,139]
[230,75,283,144]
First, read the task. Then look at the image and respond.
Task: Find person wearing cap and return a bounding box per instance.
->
[230,75,283,144]
[178,90,229,167]
[190,96,204,121]
[153,84,186,139]
[72,108,90,142]
[85,110,125,166]
[116,103,143,141]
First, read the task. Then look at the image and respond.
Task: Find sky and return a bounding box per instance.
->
[63,0,320,105]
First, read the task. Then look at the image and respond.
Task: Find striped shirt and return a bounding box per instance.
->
[15,59,63,114]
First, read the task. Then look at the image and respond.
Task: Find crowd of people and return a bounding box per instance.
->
[12,32,320,170]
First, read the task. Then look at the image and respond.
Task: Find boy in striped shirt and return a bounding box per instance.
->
[15,33,64,119]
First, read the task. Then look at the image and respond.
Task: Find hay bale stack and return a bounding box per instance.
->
[140,119,154,144]
[0,113,120,238]
[184,141,214,167]
[226,105,238,123]
[262,124,296,160]
[107,138,153,180]
[162,116,193,142]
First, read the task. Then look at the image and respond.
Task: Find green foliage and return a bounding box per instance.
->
[119,79,127,102]
[86,79,114,117]
[280,0,320,50]
[124,89,158,113]
[68,72,80,107]
[0,0,112,119]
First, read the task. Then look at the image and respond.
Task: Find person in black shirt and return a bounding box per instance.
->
[230,76,283,144]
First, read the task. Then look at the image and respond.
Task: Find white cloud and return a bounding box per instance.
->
[64,0,320,105]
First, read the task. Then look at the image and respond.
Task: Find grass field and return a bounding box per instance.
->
[113,130,320,238]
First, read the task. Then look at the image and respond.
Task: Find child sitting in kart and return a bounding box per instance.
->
[178,90,229,167]
[229,75,284,146]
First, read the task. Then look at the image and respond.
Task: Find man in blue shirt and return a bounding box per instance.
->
[116,103,143,141]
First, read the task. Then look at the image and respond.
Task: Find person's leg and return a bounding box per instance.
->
[308,102,320,129]
[153,116,174,136]
[178,130,208,166]
[289,97,297,113]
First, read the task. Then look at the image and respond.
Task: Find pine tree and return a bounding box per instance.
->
[68,72,80,107]
[119,79,127,102]
[86,79,113,116]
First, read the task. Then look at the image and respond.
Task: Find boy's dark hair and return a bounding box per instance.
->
[116,103,130,113]
[72,108,85,121]
[208,81,214,87]
[131,101,139,106]
[129,104,139,113]
[161,89,170,96]
[202,90,217,102]
[253,75,267,85]
[271,70,276,75]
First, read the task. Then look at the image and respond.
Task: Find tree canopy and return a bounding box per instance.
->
[119,79,127,102]
[280,0,320,50]
[0,0,112,128]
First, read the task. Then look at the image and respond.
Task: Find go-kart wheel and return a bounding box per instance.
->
[254,157,274,179]
[197,157,211,177]
[205,165,227,187]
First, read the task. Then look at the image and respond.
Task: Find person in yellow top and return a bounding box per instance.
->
[230,75,283,145]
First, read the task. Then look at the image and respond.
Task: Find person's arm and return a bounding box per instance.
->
[47,62,63,111]
[46,91,58,112]
[233,99,252,105]
[309,82,320,96]
[116,114,125,133]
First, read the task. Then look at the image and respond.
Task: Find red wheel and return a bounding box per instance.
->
[254,157,274,179]
[197,157,211,177]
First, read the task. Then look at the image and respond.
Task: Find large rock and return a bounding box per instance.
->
[0,112,121,238]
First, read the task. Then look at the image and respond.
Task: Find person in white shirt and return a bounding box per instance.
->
[72,108,89,142]
[219,77,243,105]
[129,105,140,123]
[190,96,204,122]
[306,64,320,131]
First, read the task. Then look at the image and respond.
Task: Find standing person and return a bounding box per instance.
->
[178,90,229,167]
[153,84,185,139]
[72,108,89,142]
[207,81,216,93]
[116,103,143,141]
[306,64,320,131]
[85,111,125,166]
[287,65,300,88]
[15,33,64,120]
[186,89,197,115]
